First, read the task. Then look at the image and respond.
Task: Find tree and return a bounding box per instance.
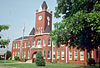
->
[35,51,45,66]
[50,0,100,51]
[6,50,11,60]
[0,25,10,48]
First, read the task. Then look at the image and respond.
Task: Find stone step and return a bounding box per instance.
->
[26,60,32,63]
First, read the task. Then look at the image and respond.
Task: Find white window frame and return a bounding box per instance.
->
[47,50,51,59]
[43,39,46,46]
[32,40,35,47]
[13,43,15,49]
[48,39,51,46]
[16,43,17,49]
[43,50,45,59]
[28,41,30,47]
[69,50,72,60]
[25,42,27,48]
[57,50,60,59]
[52,42,55,47]
[80,50,84,60]
[18,43,20,48]
[27,50,30,59]
[91,50,93,58]
[37,39,41,47]
[41,27,43,33]
[74,50,78,60]
[53,50,55,59]
[61,50,64,60]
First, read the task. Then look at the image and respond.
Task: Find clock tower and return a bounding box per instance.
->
[35,1,52,34]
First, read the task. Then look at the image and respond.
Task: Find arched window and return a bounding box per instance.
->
[28,41,30,47]
[37,39,41,47]
[74,50,78,60]
[69,50,72,60]
[48,38,51,46]
[80,50,84,60]
[43,39,46,46]
[32,40,35,47]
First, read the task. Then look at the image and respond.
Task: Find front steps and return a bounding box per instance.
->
[26,59,32,63]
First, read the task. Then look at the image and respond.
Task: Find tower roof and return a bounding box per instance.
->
[44,25,51,33]
[29,27,35,35]
[41,1,48,9]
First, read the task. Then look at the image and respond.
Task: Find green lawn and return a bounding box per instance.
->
[0,60,19,63]
[1,63,99,68]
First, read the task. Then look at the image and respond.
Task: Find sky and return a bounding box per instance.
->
[0,0,61,51]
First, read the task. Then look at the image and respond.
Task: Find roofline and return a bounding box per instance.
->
[29,33,50,36]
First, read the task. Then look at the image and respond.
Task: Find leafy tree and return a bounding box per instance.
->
[50,0,100,51]
[0,25,10,48]
[35,51,45,66]
[6,50,11,60]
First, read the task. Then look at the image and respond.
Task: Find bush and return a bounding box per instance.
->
[35,51,45,66]
[86,58,95,66]
[14,56,19,60]
[6,50,11,60]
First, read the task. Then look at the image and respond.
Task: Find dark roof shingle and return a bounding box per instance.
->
[15,36,28,41]
[42,1,48,9]
[44,25,51,33]
[29,27,35,35]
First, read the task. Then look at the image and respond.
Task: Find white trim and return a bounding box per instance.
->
[61,50,64,60]
[80,51,84,60]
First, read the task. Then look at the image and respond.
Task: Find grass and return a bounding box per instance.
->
[1,62,99,68]
[0,60,19,63]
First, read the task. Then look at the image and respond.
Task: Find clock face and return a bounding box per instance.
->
[38,16,42,21]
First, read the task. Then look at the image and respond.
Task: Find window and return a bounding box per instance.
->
[74,50,78,60]
[87,52,89,58]
[37,28,38,32]
[16,43,17,48]
[37,39,41,47]
[57,50,60,59]
[69,50,72,60]
[27,50,30,59]
[47,50,51,59]
[25,42,27,48]
[80,50,84,60]
[32,40,35,47]
[91,51,93,58]
[13,43,15,49]
[43,50,45,58]
[39,27,40,33]
[43,39,46,46]
[18,43,20,48]
[61,50,64,60]
[52,42,55,47]
[48,39,51,46]
[18,52,19,56]
[53,50,55,59]
[41,27,43,33]
[28,41,30,47]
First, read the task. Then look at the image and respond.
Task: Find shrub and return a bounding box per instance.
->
[86,58,95,66]
[14,56,19,60]
[35,51,45,66]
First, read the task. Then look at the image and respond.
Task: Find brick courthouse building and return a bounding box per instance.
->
[11,1,100,64]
